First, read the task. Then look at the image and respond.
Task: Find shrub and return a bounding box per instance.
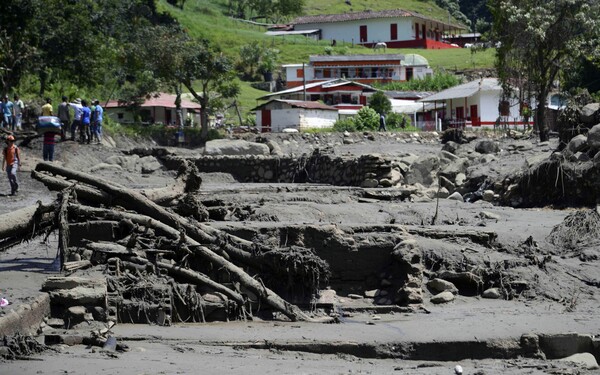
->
[354,107,379,131]
[333,118,357,132]
[386,112,410,129]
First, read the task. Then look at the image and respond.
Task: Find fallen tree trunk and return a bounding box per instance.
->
[36,162,262,268]
[84,241,243,305]
[31,171,111,204]
[68,204,313,321]
[0,203,55,248]
[32,170,183,207]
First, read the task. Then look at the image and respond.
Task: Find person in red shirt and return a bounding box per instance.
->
[43,131,58,161]
[2,135,21,195]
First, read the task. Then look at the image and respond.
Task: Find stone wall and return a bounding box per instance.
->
[163,149,400,187]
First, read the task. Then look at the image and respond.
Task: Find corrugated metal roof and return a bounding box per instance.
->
[292,9,465,29]
[252,99,338,111]
[265,29,320,36]
[310,54,405,63]
[258,79,376,100]
[418,78,501,102]
[105,93,201,110]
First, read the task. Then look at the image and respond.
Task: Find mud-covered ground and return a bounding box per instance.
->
[1,131,599,374]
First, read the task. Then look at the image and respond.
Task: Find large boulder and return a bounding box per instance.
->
[204,139,270,156]
[587,124,600,152]
[581,103,600,125]
[567,134,588,154]
[474,139,500,154]
[405,154,440,186]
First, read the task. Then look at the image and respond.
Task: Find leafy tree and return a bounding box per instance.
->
[354,107,379,131]
[239,42,263,79]
[368,91,392,115]
[178,40,240,140]
[491,0,600,141]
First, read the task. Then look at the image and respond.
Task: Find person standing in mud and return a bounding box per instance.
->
[80,99,92,144]
[69,98,83,141]
[92,99,103,144]
[378,113,387,131]
[42,130,59,162]
[57,96,70,141]
[41,98,53,116]
[13,94,24,131]
[2,135,21,196]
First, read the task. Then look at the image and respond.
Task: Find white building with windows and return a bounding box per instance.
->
[284,54,433,89]
[292,9,464,49]
[419,78,528,129]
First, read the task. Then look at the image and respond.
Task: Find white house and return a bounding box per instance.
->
[292,9,465,49]
[253,99,339,133]
[284,54,433,89]
[104,93,201,126]
[419,78,528,130]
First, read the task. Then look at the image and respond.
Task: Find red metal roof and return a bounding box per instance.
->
[104,93,201,110]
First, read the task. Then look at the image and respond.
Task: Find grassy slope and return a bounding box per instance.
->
[158,0,494,123]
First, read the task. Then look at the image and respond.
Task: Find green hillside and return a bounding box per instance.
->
[157,0,494,121]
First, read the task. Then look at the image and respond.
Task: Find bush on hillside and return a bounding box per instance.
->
[354,107,379,131]
[333,118,357,132]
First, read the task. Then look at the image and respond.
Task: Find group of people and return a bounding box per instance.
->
[1,95,105,196]
[40,97,104,162]
[0,95,25,131]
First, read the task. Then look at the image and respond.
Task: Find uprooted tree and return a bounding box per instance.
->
[1,161,332,324]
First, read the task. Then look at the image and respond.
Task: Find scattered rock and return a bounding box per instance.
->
[447,192,463,201]
[430,291,455,304]
[364,289,378,298]
[479,211,500,220]
[427,278,458,294]
[580,103,600,125]
[567,134,588,154]
[482,288,502,299]
[587,124,600,151]
[204,139,270,156]
[474,139,499,154]
[482,190,495,202]
[558,352,600,370]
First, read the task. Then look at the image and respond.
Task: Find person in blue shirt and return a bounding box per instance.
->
[2,96,14,130]
[80,99,92,144]
[93,100,103,144]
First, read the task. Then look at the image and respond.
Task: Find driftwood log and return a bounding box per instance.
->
[67,203,312,321]
[0,202,56,249]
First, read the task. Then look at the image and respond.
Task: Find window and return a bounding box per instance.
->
[117,113,124,119]
[314,69,323,79]
[341,94,352,103]
[310,94,321,101]
[340,68,349,78]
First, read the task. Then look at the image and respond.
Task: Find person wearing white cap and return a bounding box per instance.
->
[69,98,83,141]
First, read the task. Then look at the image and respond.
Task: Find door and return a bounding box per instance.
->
[360,25,368,43]
[422,24,427,40]
[415,23,420,39]
[470,105,479,126]
[165,108,172,125]
[406,67,413,81]
[261,109,271,132]
[456,106,464,120]
[390,23,398,40]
